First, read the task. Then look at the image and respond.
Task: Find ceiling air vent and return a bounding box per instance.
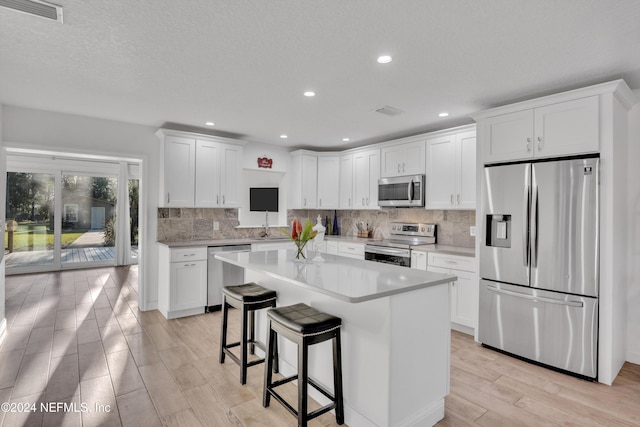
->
[375,105,404,117]
[0,0,63,23]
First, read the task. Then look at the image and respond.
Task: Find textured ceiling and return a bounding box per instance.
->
[1,0,639,149]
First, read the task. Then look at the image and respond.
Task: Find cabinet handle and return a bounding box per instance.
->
[362,197,365,206]
[403,163,406,172]
[366,197,369,206]
[457,194,460,205]
[537,136,543,150]
[526,137,531,152]
[319,198,322,207]
[184,253,196,257]
[184,263,197,267]
[216,195,219,205]
[450,194,454,205]
[167,193,170,204]
[445,260,458,265]
[222,195,225,204]
[304,198,307,206]
[349,198,351,207]
[397,164,401,173]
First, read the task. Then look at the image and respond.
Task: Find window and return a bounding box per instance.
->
[63,204,78,222]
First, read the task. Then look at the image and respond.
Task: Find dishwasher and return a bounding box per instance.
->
[206,244,252,312]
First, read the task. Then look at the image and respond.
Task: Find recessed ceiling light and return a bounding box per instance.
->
[342,138,350,142]
[304,91,316,97]
[377,55,392,64]
[280,134,288,139]
[205,121,215,126]
[438,112,449,117]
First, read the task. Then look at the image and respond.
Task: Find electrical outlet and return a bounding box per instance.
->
[213,221,220,231]
[470,226,476,236]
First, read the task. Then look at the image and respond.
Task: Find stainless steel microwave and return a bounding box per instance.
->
[377,175,425,207]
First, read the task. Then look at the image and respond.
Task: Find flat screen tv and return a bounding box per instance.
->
[250,187,279,212]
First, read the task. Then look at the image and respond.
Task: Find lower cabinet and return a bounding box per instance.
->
[426,252,478,332]
[410,251,427,270]
[158,246,207,319]
[337,241,365,259]
[325,240,338,255]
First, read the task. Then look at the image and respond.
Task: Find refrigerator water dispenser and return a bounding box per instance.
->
[486,214,511,248]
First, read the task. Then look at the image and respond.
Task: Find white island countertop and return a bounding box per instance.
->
[215,249,455,303]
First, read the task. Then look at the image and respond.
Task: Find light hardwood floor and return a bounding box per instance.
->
[0,266,639,426]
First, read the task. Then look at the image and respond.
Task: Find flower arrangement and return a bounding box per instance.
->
[280,217,318,260]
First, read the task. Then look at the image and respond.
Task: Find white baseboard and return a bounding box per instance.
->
[397,398,445,427]
[627,351,640,365]
[140,300,158,311]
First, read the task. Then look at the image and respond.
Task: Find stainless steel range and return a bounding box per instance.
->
[364,222,436,267]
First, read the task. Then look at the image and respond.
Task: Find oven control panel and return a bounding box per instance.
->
[389,222,436,237]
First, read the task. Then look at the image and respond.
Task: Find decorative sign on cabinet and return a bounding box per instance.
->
[425,126,476,209]
[157,129,245,208]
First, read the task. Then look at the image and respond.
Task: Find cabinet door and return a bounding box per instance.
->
[220,144,243,207]
[353,151,371,208]
[164,136,195,206]
[301,154,318,208]
[195,140,220,207]
[381,145,403,177]
[411,251,427,270]
[456,131,477,209]
[317,156,340,209]
[534,96,599,158]
[170,261,207,311]
[339,154,354,209]
[426,135,456,209]
[367,150,380,208]
[450,269,477,328]
[401,141,426,176]
[483,110,534,163]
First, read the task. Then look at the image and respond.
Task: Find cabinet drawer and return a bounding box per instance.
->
[170,247,207,262]
[337,242,364,258]
[428,252,475,272]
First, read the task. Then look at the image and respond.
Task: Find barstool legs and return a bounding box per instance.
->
[333,333,345,424]
[219,295,228,364]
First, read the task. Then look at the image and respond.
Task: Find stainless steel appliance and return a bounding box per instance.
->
[207,244,252,311]
[377,175,425,207]
[365,222,436,266]
[479,156,599,379]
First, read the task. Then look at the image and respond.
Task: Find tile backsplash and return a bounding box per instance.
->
[159,207,475,248]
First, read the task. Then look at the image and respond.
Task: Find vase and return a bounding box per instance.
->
[294,241,308,261]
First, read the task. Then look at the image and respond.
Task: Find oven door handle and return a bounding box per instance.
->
[365,246,411,257]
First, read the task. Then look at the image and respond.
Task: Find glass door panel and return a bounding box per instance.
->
[5,172,56,269]
[61,174,118,266]
[128,179,139,264]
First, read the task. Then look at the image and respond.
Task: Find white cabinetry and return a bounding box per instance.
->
[325,240,338,255]
[195,141,243,207]
[353,148,380,209]
[158,246,207,319]
[410,251,427,270]
[337,241,364,259]
[158,130,244,207]
[425,127,476,209]
[290,152,318,209]
[339,154,354,209]
[381,139,425,177]
[482,96,599,163]
[317,156,340,209]
[427,252,477,332]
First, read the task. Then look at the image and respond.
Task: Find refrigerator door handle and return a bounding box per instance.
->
[487,284,584,307]
[531,185,539,268]
[522,165,531,267]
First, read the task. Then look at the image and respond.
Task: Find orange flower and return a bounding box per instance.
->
[291,218,302,240]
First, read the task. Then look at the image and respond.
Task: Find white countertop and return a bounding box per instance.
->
[157,235,382,248]
[411,244,475,257]
[215,249,455,303]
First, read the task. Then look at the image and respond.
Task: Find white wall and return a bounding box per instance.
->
[627,91,640,364]
[1,105,160,310]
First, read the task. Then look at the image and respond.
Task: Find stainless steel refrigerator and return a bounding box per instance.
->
[479,156,599,379]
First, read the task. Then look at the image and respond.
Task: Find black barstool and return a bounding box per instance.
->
[219,282,278,384]
[263,303,344,427]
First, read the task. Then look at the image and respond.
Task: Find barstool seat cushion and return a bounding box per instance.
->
[267,303,341,335]
[223,283,276,303]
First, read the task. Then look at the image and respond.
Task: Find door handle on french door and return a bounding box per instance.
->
[531,186,538,268]
[486,284,583,307]
[522,164,530,267]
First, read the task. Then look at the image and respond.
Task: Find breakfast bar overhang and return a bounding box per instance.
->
[215,249,456,427]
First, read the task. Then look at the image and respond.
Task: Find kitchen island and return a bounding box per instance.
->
[215,249,456,427]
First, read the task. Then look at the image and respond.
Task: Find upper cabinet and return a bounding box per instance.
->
[339,154,354,209]
[158,130,245,208]
[481,96,599,163]
[290,152,318,209]
[353,148,380,209]
[380,139,426,178]
[317,155,340,209]
[425,126,476,210]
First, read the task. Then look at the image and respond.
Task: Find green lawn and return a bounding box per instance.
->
[5,225,87,251]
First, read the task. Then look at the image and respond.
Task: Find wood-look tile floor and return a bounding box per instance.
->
[0,266,638,427]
